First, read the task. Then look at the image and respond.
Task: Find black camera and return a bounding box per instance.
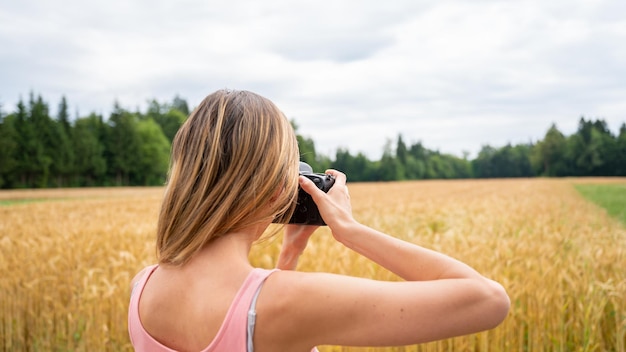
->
[279,162,335,225]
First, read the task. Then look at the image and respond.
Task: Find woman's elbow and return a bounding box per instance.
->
[484,279,511,328]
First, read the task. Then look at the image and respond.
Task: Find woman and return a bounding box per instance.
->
[128,89,510,351]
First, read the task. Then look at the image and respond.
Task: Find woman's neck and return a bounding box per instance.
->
[183,221,271,271]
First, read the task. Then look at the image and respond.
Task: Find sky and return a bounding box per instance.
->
[1,0,625,160]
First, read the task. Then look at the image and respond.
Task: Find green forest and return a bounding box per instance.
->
[0,92,625,188]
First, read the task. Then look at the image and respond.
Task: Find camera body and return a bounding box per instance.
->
[284,162,335,225]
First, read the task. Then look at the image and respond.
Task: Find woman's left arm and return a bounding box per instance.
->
[276,225,318,270]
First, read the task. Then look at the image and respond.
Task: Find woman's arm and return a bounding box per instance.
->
[256,171,510,349]
[275,225,318,270]
[259,268,509,349]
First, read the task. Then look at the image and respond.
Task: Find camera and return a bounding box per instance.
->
[277,162,335,225]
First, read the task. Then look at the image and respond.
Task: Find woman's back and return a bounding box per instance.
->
[130,232,320,352]
[138,267,249,350]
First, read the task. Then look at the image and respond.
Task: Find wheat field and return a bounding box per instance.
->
[1,178,625,351]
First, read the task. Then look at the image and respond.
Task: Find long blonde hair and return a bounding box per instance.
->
[156,90,300,265]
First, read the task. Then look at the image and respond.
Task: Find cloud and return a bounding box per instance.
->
[0,0,624,159]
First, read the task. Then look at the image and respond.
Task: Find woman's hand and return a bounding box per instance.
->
[277,169,354,270]
[276,224,319,270]
[298,170,356,243]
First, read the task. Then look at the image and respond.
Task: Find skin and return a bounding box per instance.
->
[132,170,510,351]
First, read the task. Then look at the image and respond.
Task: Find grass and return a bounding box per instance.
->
[0,198,66,206]
[575,183,626,225]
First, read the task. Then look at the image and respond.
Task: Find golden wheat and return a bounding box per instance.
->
[1,178,625,351]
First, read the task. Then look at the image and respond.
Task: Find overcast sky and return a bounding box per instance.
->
[1,0,625,159]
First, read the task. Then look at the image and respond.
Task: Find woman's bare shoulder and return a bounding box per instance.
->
[130,265,154,290]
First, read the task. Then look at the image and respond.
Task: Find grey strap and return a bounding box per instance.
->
[246,279,266,352]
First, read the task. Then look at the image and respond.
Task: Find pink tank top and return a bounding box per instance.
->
[128,265,319,352]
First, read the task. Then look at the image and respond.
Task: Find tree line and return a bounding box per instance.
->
[301,118,626,181]
[0,92,625,188]
[0,93,189,188]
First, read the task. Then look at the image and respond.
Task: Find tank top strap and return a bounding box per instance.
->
[246,268,278,352]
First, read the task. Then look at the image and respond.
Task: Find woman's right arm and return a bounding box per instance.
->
[264,171,510,348]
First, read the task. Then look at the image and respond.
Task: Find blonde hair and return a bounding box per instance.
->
[156,90,300,265]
